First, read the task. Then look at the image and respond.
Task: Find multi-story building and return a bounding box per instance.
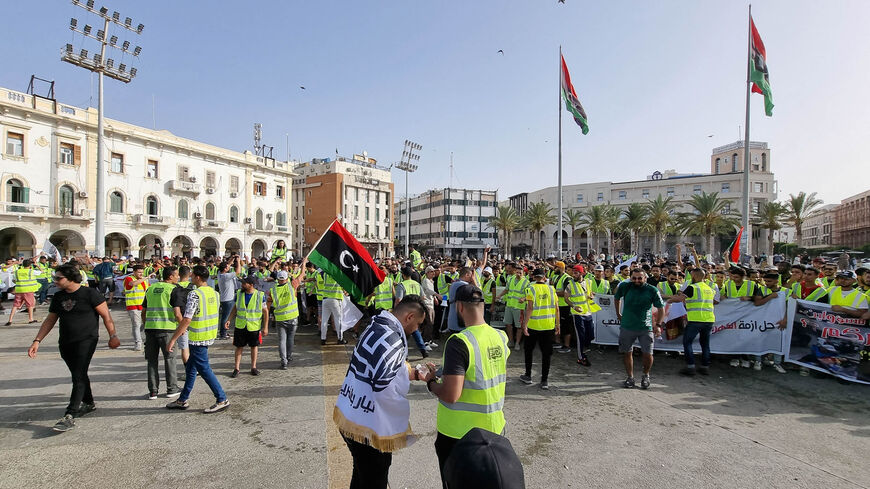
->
[834,189,870,249]
[506,141,777,257]
[292,154,394,258]
[395,188,498,258]
[0,85,293,259]
[801,204,838,249]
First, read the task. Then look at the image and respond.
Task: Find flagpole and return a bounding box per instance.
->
[557,45,564,259]
[741,4,753,263]
[304,218,338,262]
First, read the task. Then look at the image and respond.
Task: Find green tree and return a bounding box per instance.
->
[677,191,740,256]
[752,201,788,261]
[785,191,824,246]
[491,205,520,259]
[520,201,557,258]
[580,205,611,256]
[562,208,585,256]
[644,195,678,256]
[620,203,649,254]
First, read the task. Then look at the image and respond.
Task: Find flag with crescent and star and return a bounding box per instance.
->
[308,219,386,302]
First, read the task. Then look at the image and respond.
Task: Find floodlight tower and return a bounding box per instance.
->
[63,0,143,256]
[396,139,421,257]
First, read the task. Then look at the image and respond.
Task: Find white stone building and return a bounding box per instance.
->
[0,85,293,260]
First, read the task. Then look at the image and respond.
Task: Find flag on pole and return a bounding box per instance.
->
[308,220,385,302]
[728,227,744,263]
[40,239,62,263]
[340,296,364,333]
[749,16,774,116]
[560,54,589,134]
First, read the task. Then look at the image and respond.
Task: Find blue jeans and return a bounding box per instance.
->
[683,321,712,367]
[219,300,234,337]
[411,330,426,353]
[37,278,49,303]
[179,345,226,403]
[573,315,594,359]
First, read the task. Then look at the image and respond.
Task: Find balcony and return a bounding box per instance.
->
[168,180,202,195]
[198,219,225,230]
[48,208,91,222]
[0,202,47,215]
[276,225,288,233]
[133,214,173,227]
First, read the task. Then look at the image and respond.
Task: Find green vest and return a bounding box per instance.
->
[189,286,219,342]
[828,286,865,308]
[553,273,569,306]
[315,273,325,300]
[321,275,344,300]
[271,282,299,321]
[797,283,828,302]
[526,283,557,331]
[305,270,318,294]
[567,279,590,316]
[410,250,423,270]
[686,283,715,323]
[658,281,678,296]
[271,247,287,261]
[144,282,177,330]
[482,278,494,305]
[725,280,755,298]
[14,268,39,293]
[586,278,610,294]
[373,277,393,310]
[125,278,148,306]
[401,279,421,296]
[505,275,529,310]
[235,290,265,331]
[436,274,450,296]
[436,325,509,439]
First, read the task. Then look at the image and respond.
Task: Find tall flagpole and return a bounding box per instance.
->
[558,46,564,259]
[741,5,753,263]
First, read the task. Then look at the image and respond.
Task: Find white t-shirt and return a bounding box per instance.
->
[217,272,238,302]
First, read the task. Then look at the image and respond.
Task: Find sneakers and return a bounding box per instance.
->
[773,364,787,374]
[280,362,288,370]
[427,341,439,348]
[230,369,239,378]
[337,339,348,345]
[507,340,515,349]
[76,403,96,417]
[321,339,327,345]
[640,374,651,390]
[557,346,572,354]
[251,368,260,376]
[513,342,521,351]
[577,357,591,367]
[52,414,75,432]
[540,381,550,390]
[147,392,158,400]
[753,361,762,371]
[165,391,181,398]
[519,374,533,385]
[134,342,143,352]
[698,366,710,376]
[730,359,740,367]
[622,377,636,389]
[740,360,751,368]
[204,399,230,413]
[166,399,189,410]
[679,367,696,376]
[424,344,433,352]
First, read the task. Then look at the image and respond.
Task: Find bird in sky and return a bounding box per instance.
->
[557,0,565,4]
[300,86,306,90]
[497,49,504,55]
[707,134,714,137]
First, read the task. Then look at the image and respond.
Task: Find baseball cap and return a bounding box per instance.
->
[836,270,857,279]
[594,265,604,272]
[424,265,435,273]
[483,266,493,274]
[555,261,565,269]
[455,284,485,303]
[276,270,289,280]
[572,264,585,273]
[443,428,525,489]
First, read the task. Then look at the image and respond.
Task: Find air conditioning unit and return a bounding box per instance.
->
[78,191,88,198]
[188,176,197,183]
[206,188,215,194]
[193,212,202,219]
[230,192,238,198]
[244,217,253,224]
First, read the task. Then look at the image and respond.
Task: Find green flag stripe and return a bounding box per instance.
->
[309,250,364,301]
[562,88,589,134]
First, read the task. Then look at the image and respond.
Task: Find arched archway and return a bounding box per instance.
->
[199,236,219,257]
[49,229,87,256]
[138,234,164,260]
[171,236,193,258]
[224,238,241,255]
[0,227,36,259]
[251,239,267,259]
[105,232,131,258]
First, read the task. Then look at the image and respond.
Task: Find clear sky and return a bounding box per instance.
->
[5,1,869,206]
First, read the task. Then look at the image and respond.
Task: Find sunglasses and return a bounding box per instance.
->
[52,275,65,282]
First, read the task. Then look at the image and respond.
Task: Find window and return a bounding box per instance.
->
[276,212,286,226]
[354,188,359,201]
[666,187,675,197]
[642,189,649,198]
[255,209,264,229]
[353,224,359,235]
[732,153,739,171]
[365,190,370,203]
[375,226,380,238]
[60,143,75,165]
[146,196,158,215]
[6,179,27,203]
[384,192,390,203]
[177,165,190,181]
[354,205,359,218]
[597,192,604,202]
[146,159,159,179]
[365,207,370,220]
[6,132,23,156]
[753,182,763,193]
[205,202,215,220]
[254,181,266,196]
[576,193,584,203]
[618,190,627,200]
[206,171,216,189]
[365,224,370,237]
[375,208,380,221]
[761,153,767,172]
[753,202,761,214]
[59,185,74,215]
[715,158,721,174]
[110,153,124,173]
[376,192,380,204]
[230,175,239,193]
[276,185,285,199]
[721,183,730,193]
[177,200,189,219]
[693,185,702,195]
[109,191,124,213]
[229,205,239,223]
[722,203,731,215]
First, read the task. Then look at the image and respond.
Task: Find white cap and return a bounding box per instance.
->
[276,270,289,280]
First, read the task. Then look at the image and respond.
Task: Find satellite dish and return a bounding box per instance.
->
[652,171,663,180]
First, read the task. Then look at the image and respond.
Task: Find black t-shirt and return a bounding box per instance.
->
[442,333,471,376]
[170,283,197,309]
[49,286,105,345]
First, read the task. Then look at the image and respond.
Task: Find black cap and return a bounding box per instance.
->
[836,270,857,279]
[531,268,547,278]
[443,428,525,489]
[455,284,485,303]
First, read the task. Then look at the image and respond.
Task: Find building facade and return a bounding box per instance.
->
[0,85,293,260]
[834,189,870,249]
[292,155,394,258]
[395,188,498,258]
[506,141,777,258]
[801,203,838,249]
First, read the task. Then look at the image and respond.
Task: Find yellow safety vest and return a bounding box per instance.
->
[553,273,570,307]
[125,278,148,306]
[567,279,590,316]
[188,286,219,342]
[305,270,318,294]
[526,283,557,331]
[144,282,177,330]
[482,278,494,305]
[235,290,265,331]
[586,278,610,295]
[14,268,39,293]
[271,282,299,321]
[725,280,755,298]
[436,324,509,439]
[373,277,393,310]
[321,275,344,300]
[400,279,421,296]
[658,281,678,296]
[686,283,715,323]
[828,286,865,309]
[505,275,529,310]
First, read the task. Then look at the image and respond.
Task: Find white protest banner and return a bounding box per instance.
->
[341,296,363,333]
[786,300,870,384]
[592,292,791,355]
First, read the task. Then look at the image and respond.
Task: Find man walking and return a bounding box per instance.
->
[227,275,269,377]
[268,267,303,369]
[613,269,664,389]
[6,259,41,325]
[671,268,718,376]
[568,265,595,367]
[320,273,346,345]
[520,268,559,390]
[124,265,149,351]
[142,266,181,399]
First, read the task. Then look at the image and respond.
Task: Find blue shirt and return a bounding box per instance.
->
[447,280,468,332]
[93,262,115,280]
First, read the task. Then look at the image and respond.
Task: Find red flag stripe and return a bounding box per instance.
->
[560,54,578,99]
[730,227,744,263]
[750,17,766,95]
[327,220,385,282]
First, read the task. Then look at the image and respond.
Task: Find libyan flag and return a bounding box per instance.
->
[309,220,385,302]
[728,227,744,263]
[750,16,774,116]
[560,54,589,134]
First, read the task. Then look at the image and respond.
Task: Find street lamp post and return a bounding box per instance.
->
[396,140,421,258]
[62,0,143,256]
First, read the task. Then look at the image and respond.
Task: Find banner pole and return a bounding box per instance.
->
[741,4,753,262]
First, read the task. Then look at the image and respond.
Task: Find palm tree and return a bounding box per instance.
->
[785,191,824,246]
[562,208,584,256]
[519,201,557,258]
[580,205,610,256]
[620,203,648,254]
[677,191,740,256]
[644,195,678,256]
[603,205,621,257]
[752,201,787,261]
[491,205,520,259]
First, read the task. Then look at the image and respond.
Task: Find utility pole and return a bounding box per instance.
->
[396,140,421,257]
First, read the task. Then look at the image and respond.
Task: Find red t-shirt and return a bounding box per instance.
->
[799,281,822,300]
[124,276,147,310]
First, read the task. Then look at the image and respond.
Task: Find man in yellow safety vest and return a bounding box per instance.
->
[227,275,269,377]
[519,268,559,390]
[670,268,718,376]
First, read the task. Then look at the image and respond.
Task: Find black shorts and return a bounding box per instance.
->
[559,306,572,336]
[233,328,262,348]
[306,294,317,309]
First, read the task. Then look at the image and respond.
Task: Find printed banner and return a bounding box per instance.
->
[591,293,790,355]
[786,300,870,385]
